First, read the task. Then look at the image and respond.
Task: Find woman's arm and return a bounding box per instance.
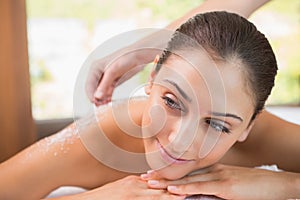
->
[142,164,300,199]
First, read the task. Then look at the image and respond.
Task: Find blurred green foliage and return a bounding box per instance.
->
[30,59,53,85]
[26,0,203,30]
[260,0,300,105]
[135,0,203,20]
[269,72,300,104]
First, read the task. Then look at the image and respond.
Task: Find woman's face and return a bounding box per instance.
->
[142,52,255,180]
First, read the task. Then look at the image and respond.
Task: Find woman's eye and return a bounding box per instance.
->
[206,119,230,134]
[161,96,182,111]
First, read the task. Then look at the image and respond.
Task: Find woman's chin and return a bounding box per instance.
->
[156,168,187,180]
[146,157,194,180]
[146,157,191,180]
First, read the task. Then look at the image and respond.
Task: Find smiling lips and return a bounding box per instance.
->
[156,139,194,165]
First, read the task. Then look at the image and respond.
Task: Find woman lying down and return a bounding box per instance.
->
[1,11,300,200]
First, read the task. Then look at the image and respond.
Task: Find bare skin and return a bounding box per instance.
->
[3,1,300,198]
[0,99,299,199]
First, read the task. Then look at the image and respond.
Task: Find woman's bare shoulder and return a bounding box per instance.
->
[223,110,300,172]
[91,97,147,153]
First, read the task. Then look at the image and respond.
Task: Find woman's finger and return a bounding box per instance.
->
[141,164,216,182]
[140,170,163,180]
[146,171,220,189]
[167,180,222,196]
[141,189,186,200]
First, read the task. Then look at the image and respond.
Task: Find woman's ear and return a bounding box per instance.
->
[237,121,255,142]
[238,111,264,142]
[145,55,159,95]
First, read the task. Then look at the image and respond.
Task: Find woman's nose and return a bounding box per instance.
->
[167,120,198,153]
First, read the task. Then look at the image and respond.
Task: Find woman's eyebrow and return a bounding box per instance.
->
[211,112,243,122]
[163,79,192,102]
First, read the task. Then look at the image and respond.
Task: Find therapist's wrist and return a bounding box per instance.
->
[134,48,162,65]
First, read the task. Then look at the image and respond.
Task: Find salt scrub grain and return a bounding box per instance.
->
[33,124,79,157]
[94,97,147,124]
[22,124,79,162]
[73,102,112,133]
[41,123,79,157]
[93,101,111,123]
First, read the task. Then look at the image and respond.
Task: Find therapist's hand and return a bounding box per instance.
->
[85,48,141,106]
[85,48,160,106]
[141,164,300,200]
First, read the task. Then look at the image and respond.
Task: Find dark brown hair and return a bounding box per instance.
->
[156,11,277,121]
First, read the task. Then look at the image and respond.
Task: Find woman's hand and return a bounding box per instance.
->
[141,164,300,200]
[64,175,185,200]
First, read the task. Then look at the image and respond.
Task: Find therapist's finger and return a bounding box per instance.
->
[86,65,104,102]
[93,71,118,105]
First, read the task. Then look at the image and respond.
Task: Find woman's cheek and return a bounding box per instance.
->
[142,103,167,138]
